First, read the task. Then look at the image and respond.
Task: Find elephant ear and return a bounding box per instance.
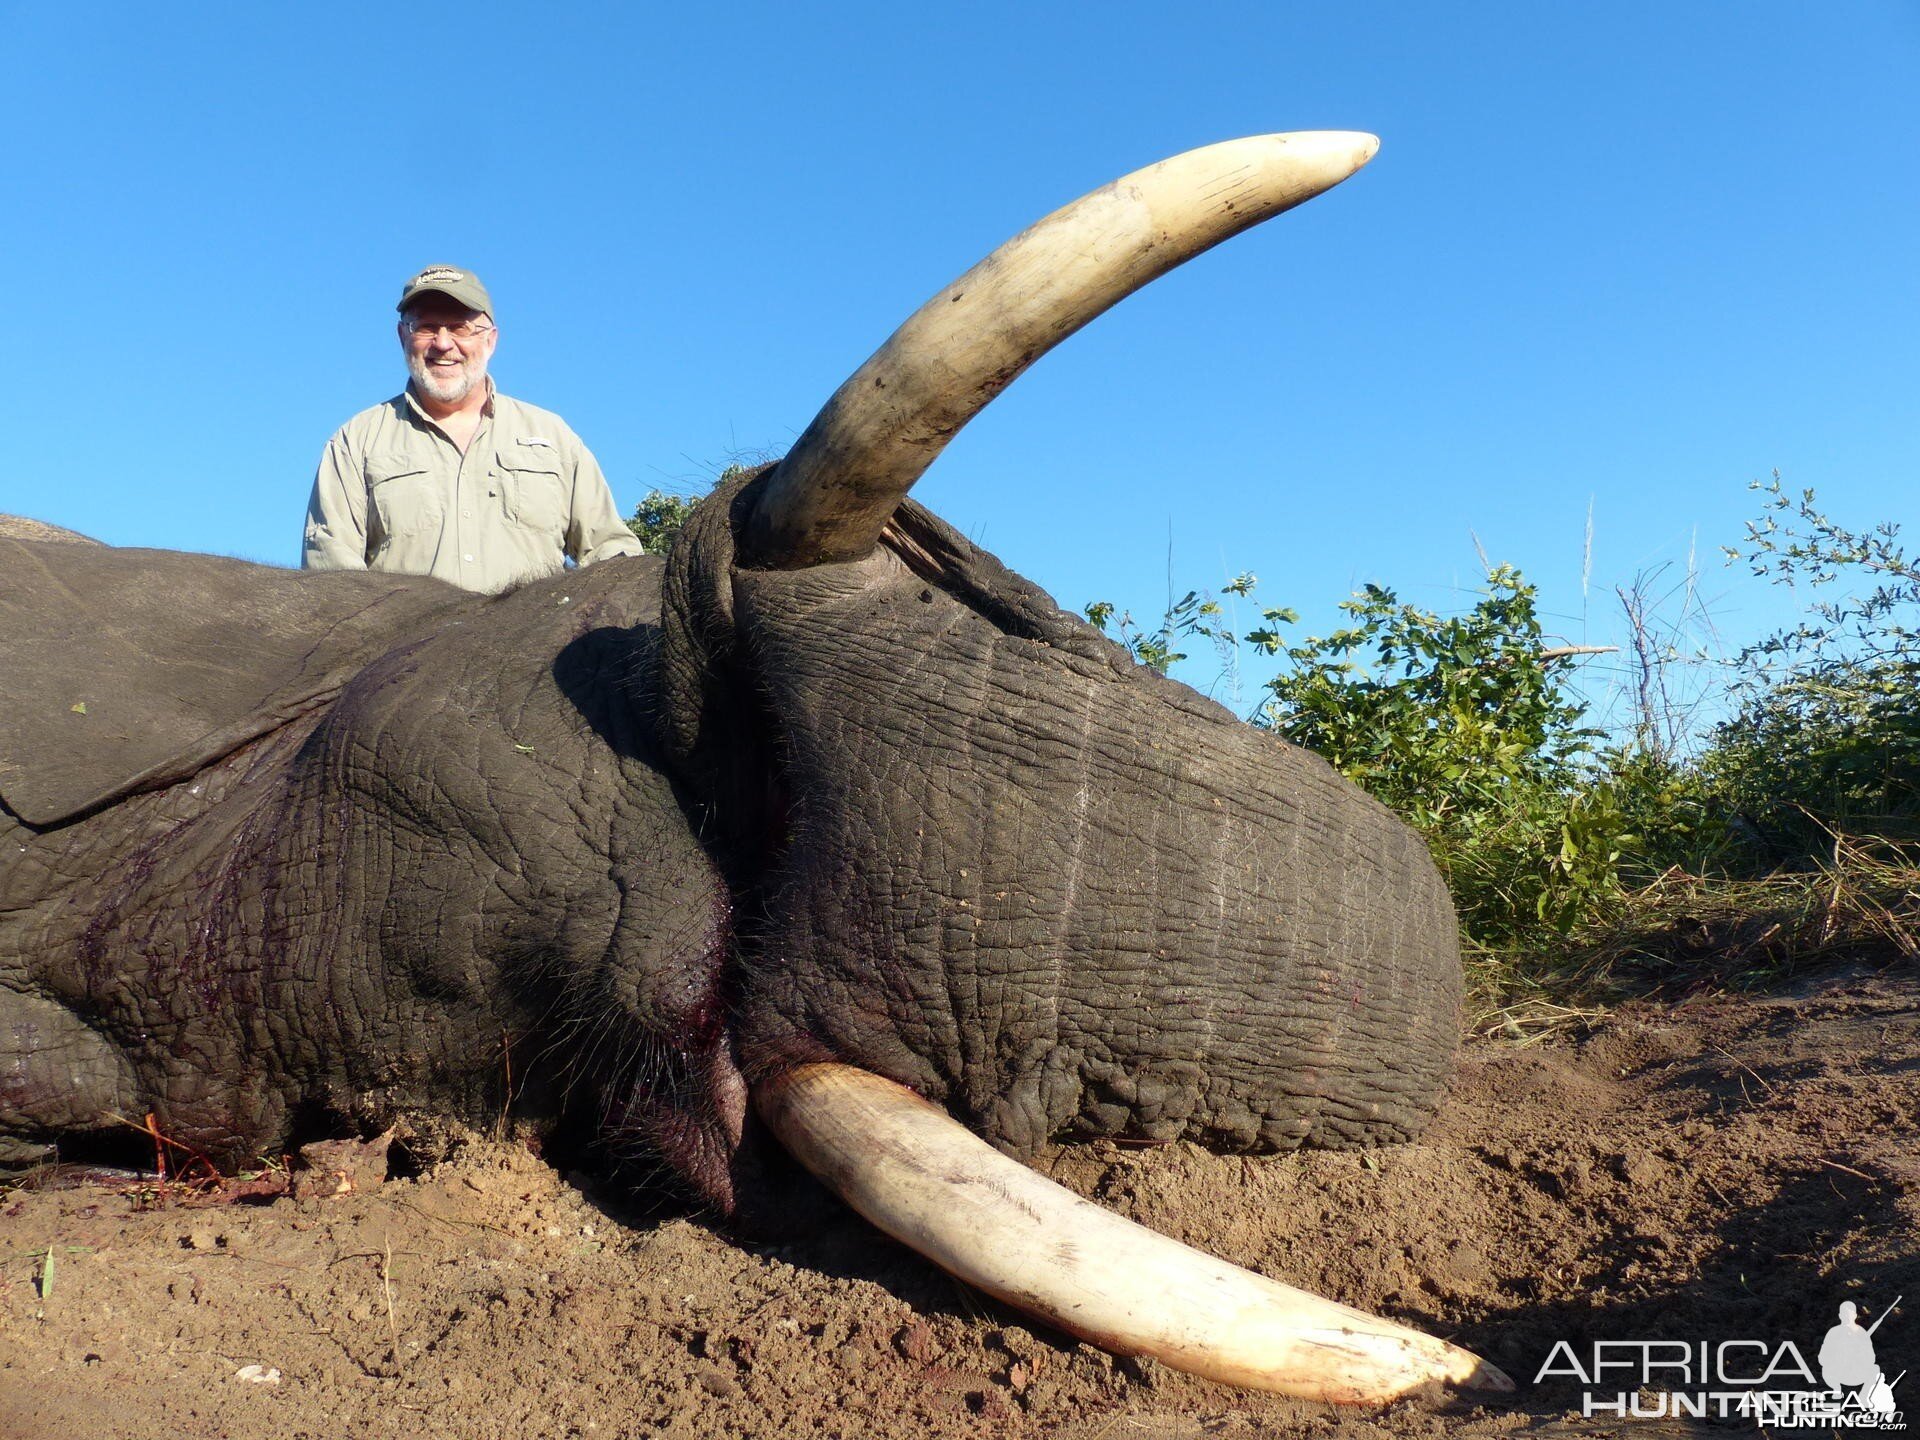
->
[0,539,470,828]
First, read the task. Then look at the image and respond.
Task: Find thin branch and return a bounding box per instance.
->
[1538,645,1619,662]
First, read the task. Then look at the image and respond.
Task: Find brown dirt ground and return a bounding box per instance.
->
[3,962,1915,1440]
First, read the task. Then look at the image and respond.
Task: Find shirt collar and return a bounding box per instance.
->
[401,375,497,429]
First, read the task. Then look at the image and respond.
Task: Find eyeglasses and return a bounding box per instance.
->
[405,318,494,341]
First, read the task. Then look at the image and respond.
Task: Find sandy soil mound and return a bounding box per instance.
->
[3,965,1914,1439]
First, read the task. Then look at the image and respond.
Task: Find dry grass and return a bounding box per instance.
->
[1469,830,1920,1040]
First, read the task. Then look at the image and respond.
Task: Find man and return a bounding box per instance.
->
[303,265,643,591]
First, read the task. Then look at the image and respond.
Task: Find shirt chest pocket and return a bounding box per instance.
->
[366,455,443,542]
[493,448,567,534]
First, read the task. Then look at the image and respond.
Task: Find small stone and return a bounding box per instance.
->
[896,1321,940,1364]
[967,1390,1011,1420]
[234,1364,281,1385]
[293,1129,394,1199]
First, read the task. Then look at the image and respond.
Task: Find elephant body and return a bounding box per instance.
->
[0,476,1459,1213]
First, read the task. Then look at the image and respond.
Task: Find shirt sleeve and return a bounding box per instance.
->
[562,431,645,566]
[302,431,371,571]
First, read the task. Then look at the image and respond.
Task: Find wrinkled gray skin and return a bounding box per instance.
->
[0,473,1460,1216]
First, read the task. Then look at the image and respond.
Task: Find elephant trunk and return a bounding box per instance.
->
[754,1062,1512,1405]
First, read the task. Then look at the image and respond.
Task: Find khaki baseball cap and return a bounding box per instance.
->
[396,265,493,317]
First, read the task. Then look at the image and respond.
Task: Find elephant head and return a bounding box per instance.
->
[604,133,1501,1399]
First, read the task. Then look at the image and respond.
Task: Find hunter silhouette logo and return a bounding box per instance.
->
[1536,1293,1906,1427]
[1822,1299,1904,1418]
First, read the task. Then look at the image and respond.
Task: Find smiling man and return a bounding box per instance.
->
[301,265,642,591]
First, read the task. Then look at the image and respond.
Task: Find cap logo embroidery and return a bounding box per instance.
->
[415,268,466,283]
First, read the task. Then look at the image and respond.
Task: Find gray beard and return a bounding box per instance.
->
[408,353,480,406]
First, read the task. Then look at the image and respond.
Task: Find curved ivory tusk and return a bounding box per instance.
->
[742,130,1380,569]
[755,1063,1513,1404]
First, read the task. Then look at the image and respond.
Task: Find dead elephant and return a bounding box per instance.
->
[0,133,1508,1402]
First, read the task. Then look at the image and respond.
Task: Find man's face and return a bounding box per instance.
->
[399,297,498,406]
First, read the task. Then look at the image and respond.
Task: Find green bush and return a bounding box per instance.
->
[1249,566,1633,949]
[1590,745,1731,880]
[626,489,701,554]
[1705,478,1920,858]
[1085,578,1250,678]
[624,463,757,555]
[1703,664,1919,854]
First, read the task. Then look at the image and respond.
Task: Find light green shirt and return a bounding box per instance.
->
[302,385,643,592]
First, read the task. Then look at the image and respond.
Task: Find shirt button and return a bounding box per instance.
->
[464,554,475,563]
[462,510,472,518]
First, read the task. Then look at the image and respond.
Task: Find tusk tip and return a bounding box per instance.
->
[1448,1353,1516,1395]
[1270,128,1381,175]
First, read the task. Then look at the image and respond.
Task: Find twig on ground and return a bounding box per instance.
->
[1817,1158,1874,1181]
[1712,1045,1777,1097]
[381,1238,401,1369]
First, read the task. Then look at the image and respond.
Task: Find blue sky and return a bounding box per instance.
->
[3,3,1914,732]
